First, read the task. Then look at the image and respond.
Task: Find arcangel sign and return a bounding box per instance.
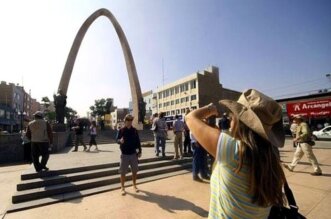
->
[286,98,331,118]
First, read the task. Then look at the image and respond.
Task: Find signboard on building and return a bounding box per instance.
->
[286,98,331,118]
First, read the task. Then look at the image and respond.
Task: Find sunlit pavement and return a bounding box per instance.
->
[1,139,330,219]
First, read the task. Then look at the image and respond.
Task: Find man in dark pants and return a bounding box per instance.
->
[72,120,87,152]
[26,111,53,172]
[190,132,209,181]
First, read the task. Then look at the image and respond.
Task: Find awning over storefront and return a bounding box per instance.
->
[286,98,331,118]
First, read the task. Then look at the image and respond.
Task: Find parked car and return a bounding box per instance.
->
[312,126,331,140]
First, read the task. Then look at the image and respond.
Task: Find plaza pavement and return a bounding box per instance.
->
[1,138,330,219]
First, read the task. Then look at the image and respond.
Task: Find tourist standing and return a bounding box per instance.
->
[173,115,184,159]
[72,120,87,152]
[26,111,53,172]
[151,113,159,156]
[116,114,142,195]
[183,108,192,155]
[218,112,230,133]
[284,115,322,176]
[190,132,209,181]
[186,89,286,218]
[153,112,167,157]
[87,121,98,151]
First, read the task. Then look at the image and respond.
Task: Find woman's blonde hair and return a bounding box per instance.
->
[232,115,286,207]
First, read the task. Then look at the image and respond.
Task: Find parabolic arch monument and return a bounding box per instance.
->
[57,8,144,128]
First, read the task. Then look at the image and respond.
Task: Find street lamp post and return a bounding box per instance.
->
[18,111,26,131]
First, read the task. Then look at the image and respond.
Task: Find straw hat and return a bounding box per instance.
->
[219,89,285,147]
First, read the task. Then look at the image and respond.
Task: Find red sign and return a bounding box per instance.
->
[286,98,331,118]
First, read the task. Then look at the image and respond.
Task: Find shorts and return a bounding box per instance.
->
[119,153,139,174]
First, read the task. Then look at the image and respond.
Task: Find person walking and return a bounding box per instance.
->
[284,115,322,176]
[173,115,184,159]
[87,121,98,151]
[186,89,286,218]
[72,120,87,152]
[26,111,53,172]
[290,119,298,148]
[116,114,142,195]
[153,112,167,157]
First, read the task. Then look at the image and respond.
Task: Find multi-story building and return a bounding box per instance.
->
[110,108,129,129]
[152,66,240,116]
[0,81,40,132]
[30,98,41,116]
[142,90,153,121]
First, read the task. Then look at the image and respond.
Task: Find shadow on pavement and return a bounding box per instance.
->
[127,190,208,217]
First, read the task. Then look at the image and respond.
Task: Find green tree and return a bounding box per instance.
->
[65,106,77,121]
[41,96,50,109]
[90,98,113,117]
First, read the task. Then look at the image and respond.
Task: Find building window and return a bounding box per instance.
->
[191,106,197,110]
[190,80,196,89]
[175,99,179,104]
[170,88,174,96]
[175,86,179,94]
[171,110,175,115]
[0,109,5,118]
[191,95,197,101]
[176,109,180,114]
[181,109,186,114]
[166,111,170,116]
[171,100,174,105]
[181,98,185,103]
[180,84,185,92]
[185,97,189,102]
[159,104,162,108]
[158,92,162,99]
[164,90,169,98]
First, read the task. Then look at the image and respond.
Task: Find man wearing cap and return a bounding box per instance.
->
[284,115,322,176]
[116,114,142,195]
[26,111,53,172]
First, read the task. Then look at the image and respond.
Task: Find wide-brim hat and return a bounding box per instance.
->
[219,89,285,148]
[124,114,134,121]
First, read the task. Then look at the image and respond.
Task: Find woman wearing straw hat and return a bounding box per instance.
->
[186,89,286,218]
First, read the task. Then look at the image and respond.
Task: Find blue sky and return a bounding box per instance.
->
[0,0,330,116]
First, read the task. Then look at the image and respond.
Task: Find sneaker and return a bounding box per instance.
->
[134,186,140,193]
[72,150,78,152]
[201,175,210,180]
[283,164,293,172]
[193,175,203,182]
[42,167,49,171]
[311,172,322,176]
[121,189,126,196]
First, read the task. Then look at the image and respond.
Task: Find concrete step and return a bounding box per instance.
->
[12,162,192,203]
[17,158,191,191]
[7,169,191,213]
[21,156,175,180]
